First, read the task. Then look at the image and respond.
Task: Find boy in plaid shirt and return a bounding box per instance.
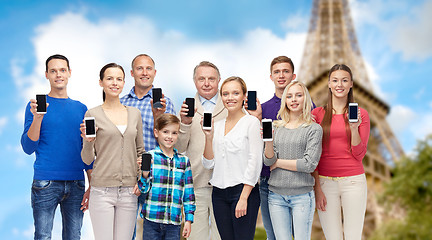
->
[139,113,195,239]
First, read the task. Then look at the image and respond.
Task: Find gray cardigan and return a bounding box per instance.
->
[264,122,323,196]
[81,105,145,187]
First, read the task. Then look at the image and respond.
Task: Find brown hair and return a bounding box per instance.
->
[321,64,354,147]
[220,76,247,96]
[193,61,220,80]
[154,113,180,131]
[270,56,295,73]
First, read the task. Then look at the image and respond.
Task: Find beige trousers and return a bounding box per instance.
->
[317,174,367,240]
[89,186,138,240]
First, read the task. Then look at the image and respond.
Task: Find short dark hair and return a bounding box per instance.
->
[270,56,294,74]
[45,54,70,72]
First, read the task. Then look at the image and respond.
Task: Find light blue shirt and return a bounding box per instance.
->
[199,94,218,112]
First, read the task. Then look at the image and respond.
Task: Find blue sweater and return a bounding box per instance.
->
[21,95,91,180]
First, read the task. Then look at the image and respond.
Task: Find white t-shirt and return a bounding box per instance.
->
[202,115,263,188]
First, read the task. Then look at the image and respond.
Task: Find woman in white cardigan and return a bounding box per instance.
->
[202,76,263,240]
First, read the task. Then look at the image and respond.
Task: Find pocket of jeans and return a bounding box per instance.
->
[75,180,85,190]
[32,180,51,190]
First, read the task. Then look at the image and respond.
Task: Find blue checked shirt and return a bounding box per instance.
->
[138,146,196,225]
[120,86,176,151]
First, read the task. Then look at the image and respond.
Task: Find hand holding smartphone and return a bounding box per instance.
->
[247,91,257,111]
[152,88,163,108]
[84,117,96,138]
[185,98,195,117]
[141,153,152,171]
[348,103,359,123]
[36,94,47,114]
[262,119,273,141]
[202,112,212,130]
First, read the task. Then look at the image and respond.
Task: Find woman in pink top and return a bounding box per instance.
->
[312,64,370,240]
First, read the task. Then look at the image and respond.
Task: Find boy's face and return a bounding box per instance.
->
[154,123,179,150]
[270,62,296,92]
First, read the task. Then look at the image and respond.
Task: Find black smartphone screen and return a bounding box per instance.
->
[203,112,212,128]
[141,153,152,171]
[262,121,272,139]
[247,91,257,110]
[185,98,195,117]
[152,88,162,108]
[85,119,96,135]
[349,105,358,120]
[36,94,47,113]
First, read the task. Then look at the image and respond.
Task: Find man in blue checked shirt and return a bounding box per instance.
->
[120,53,176,240]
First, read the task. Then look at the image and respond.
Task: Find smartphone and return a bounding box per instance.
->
[247,91,257,111]
[185,98,195,117]
[262,119,273,141]
[36,94,47,114]
[203,112,212,130]
[152,88,163,108]
[141,152,152,171]
[84,117,96,138]
[348,103,359,123]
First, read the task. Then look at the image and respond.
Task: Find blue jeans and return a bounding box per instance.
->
[31,180,85,240]
[259,176,276,240]
[143,218,181,240]
[268,190,315,240]
[212,184,260,240]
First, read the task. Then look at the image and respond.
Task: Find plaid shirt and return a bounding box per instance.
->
[138,146,196,225]
[120,86,176,151]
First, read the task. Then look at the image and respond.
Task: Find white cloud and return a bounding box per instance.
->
[390,0,432,61]
[387,105,417,135]
[0,117,7,134]
[281,13,309,32]
[13,12,306,113]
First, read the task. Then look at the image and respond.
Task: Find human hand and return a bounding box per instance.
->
[245,97,262,121]
[182,221,192,238]
[80,187,91,212]
[179,100,194,125]
[80,120,97,142]
[235,198,248,218]
[315,187,327,211]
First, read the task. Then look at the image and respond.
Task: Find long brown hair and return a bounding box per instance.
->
[321,64,354,147]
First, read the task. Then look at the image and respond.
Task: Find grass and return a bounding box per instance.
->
[254,227,267,240]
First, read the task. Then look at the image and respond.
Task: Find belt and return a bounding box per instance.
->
[319,175,348,181]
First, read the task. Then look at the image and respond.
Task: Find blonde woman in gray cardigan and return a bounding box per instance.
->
[81,63,145,240]
[263,81,322,240]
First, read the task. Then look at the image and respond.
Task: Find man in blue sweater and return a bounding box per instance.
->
[21,54,92,240]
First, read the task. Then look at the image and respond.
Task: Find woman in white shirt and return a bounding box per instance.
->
[202,76,263,240]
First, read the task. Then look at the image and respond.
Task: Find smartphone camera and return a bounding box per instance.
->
[262,119,273,141]
[84,117,96,138]
[203,112,212,130]
[36,94,47,114]
[348,103,359,123]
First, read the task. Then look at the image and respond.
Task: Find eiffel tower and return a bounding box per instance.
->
[298,0,405,238]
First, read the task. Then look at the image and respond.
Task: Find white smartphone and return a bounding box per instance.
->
[84,117,96,138]
[348,103,359,123]
[36,94,47,114]
[262,119,273,141]
[203,112,212,130]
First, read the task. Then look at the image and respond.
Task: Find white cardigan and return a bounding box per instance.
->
[202,115,263,189]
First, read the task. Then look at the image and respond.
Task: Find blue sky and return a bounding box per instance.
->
[1,0,431,239]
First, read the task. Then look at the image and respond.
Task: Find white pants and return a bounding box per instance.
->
[89,186,138,240]
[317,174,367,240]
[188,187,221,240]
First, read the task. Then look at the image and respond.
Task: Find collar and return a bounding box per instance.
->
[127,86,153,100]
[199,94,218,105]
[153,146,179,158]
[271,94,281,103]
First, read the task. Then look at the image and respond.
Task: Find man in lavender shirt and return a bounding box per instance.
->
[260,56,298,240]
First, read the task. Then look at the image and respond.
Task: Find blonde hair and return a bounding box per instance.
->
[274,81,314,127]
[220,76,247,95]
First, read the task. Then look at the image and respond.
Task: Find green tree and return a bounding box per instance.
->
[369,135,432,240]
